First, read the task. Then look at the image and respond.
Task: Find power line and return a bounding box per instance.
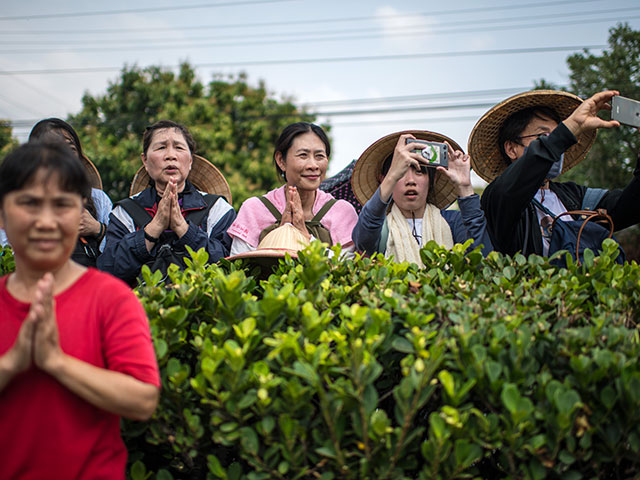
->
[0,97,565,128]
[0,0,296,21]
[329,116,483,127]
[0,0,602,31]
[312,102,497,117]
[1,6,632,47]
[302,87,558,108]
[0,14,629,54]
[0,45,606,75]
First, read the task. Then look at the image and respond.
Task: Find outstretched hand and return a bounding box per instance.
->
[437,143,475,198]
[564,90,621,137]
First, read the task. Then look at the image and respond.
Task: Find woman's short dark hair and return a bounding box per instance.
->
[29,118,84,160]
[0,142,91,206]
[273,122,330,179]
[142,120,196,157]
[498,106,562,165]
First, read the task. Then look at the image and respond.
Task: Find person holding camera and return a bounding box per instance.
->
[469,89,640,257]
[351,131,492,266]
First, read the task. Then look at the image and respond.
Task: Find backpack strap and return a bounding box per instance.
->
[185,194,220,227]
[581,188,607,211]
[258,196,282,221]
[310,198,337,222]
[117,198,153,228]
[531,198,555,218]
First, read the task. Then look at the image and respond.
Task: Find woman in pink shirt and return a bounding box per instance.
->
[228,122,358,255]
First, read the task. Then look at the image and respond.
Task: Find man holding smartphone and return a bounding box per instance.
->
[469,89,640,257]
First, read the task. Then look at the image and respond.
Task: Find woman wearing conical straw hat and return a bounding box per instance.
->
[351,130,492,267]
[98,120,236,285]
[468,89,639,257]
[26,118,113,266]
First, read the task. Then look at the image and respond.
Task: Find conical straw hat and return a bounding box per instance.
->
[468,90,596,183]
[129,154,232,203]
[80,154,102,190]
[351,130,463,210]
[228,223,310,261]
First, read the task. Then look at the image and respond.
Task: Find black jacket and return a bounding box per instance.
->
[481,122,640,256]
[97,181,236,284]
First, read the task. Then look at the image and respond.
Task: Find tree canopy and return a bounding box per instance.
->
[537,23,640,189]
[0,120,17,159]
[68,63,318,207]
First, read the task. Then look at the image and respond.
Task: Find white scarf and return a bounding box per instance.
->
[386,203,453,267]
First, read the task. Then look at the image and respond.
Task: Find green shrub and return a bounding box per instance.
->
[0,245,14,276]
[125,240,640,479]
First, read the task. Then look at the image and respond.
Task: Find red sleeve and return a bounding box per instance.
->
[97,272,161,388]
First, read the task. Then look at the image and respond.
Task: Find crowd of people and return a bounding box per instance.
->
[0,89,639,477]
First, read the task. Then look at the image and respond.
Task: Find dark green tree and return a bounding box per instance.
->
[69,63,318,207]
[0,120,18,159]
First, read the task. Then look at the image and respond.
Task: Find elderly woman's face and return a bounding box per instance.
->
[142,127,192,193]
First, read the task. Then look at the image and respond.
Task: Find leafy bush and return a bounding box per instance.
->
[126,240,640,480]
[0,245,14,276]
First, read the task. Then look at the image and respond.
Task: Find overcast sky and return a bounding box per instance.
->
[1,0,639,187]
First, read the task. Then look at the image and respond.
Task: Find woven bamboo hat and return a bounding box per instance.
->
[351,130,463,210]
[80,154,103,190]
[468,90,597,183]
[227,223,310,262]
[129,154,232,202]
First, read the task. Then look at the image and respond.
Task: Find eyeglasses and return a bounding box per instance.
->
[516,131,551,142]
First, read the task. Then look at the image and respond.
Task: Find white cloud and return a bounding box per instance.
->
[374,6,436,52]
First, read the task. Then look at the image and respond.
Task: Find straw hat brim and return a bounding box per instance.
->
[80,154,102,190]
[130,154,232,202]
[351,130,464,210]
[228,248,300,261]
[468,90,597,184]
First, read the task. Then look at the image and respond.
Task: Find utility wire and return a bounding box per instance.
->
[302,87,563,107]
[0,0,602,30]
[0,98,559,127]
[1,6,633,46]
[0,15,629,53]
[0,45,606,75]
[0,0,297,21]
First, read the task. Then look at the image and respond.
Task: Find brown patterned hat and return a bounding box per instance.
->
[468,90,596,183]
[129,154,232,203]
[80,154,102,190]
[351,130,464,210]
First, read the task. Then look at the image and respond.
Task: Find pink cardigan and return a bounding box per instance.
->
[228,185,358,248]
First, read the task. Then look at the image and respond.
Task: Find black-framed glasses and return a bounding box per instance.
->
[516,131,551,143]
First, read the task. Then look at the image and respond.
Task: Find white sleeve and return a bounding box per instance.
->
[230,237,255,256]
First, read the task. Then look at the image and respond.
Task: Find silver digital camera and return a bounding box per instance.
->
[406,138,448,169]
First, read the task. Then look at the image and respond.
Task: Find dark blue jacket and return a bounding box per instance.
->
[97,181,236,284]
[352,187,492,257]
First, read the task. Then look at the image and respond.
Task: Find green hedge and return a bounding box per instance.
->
[123,240,640,480]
